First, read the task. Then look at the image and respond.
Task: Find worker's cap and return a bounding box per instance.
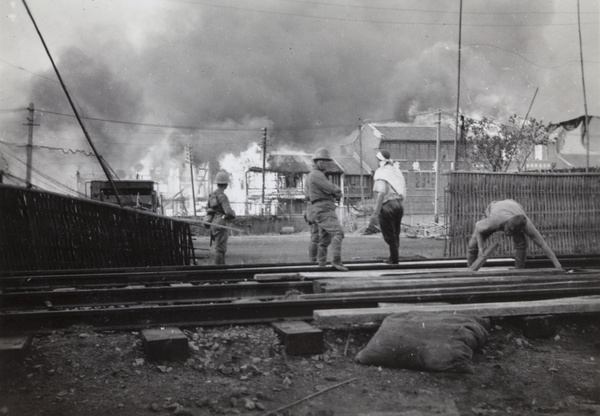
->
[376,150,391,161]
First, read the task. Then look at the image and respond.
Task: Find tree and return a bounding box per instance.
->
[463,115,552,172]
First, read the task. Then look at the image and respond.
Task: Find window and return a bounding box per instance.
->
[414,172,434,189]
[390,143,400,158]
[429,143,436,160]
[534,144,547,160]
[399,143,407,160]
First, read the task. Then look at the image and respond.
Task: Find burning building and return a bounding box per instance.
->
[244,152,344,217]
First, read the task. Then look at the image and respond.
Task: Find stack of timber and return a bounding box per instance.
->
[256,267,600,327]
[313,296,600,328]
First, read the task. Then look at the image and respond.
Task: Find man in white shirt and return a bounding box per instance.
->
[369,150,406,264]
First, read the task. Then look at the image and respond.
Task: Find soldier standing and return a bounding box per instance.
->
[206,171,236,265]
[306,148,348,271]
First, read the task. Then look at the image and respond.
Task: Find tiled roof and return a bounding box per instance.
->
[335,155,371,175]
[320,159,344,174]
[375,125,456,142]
[249,154,344,174]
[267,154,313,173]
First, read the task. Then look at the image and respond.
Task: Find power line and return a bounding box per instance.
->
[17,108,358,133]
[0,108,27,114]
[37,109,266,132]
[465,44,600,69]
[0,58,59,83]
[168,0,598,27]
[278,0,598,16]
[2,150,85,197]
[0,139,96,156]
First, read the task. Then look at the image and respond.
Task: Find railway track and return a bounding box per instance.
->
[1,255,600,334]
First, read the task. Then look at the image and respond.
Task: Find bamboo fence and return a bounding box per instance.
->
[0,185,195,272]
[444,172,600,259]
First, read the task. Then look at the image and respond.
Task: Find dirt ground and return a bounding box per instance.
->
[192,232,446,265]
[1,234,599,416]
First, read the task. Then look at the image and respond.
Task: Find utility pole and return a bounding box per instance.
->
[23,102,39,188]
[261,127,267,210]
[577,0,590,172]
[434,109,441,222]
[187,144,197,216]
[22,0,123,206]
[453,0,463,170]
[358,119,365,223]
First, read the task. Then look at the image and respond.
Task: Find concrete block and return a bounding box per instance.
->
[519,315,556,339]
[0,336,33,363]
[140,327,189,361]
[272,321,323,355]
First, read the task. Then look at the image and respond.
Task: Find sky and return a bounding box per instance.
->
[0,0,598,183]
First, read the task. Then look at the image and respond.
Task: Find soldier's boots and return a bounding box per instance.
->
[309,243,318,263]
[214,252,225,265]
[331,258,348,272]
[330,234,348,272]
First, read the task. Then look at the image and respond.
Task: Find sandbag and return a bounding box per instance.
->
[356,312,489,373]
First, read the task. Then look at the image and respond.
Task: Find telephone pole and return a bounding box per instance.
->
[434,110,441,222]
[261,127,267,209]
[358,119,365,223]
[577,0,590,172]
[453,0,463,170]
[23,102,39,188]
[187,144,197,216]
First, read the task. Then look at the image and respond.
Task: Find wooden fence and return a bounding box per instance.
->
[444,172,600,259]
[0,185,195,273]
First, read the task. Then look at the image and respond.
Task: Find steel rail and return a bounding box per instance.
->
[2,280,598,312]
[3,271,599,310]
[1,286,599,334]
[3,256,600,291]
[0,281,313,309]
[3,253,599,278]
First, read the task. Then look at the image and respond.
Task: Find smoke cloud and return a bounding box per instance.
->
[1,0,598,184]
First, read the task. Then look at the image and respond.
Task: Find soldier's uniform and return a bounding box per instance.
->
[206,180,236,265]
[306,148,347,271]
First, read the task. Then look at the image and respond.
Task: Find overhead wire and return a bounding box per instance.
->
[168,0,598,27]
[278,0,596,16]
[0,139,96,157]
[2,150,86,197]
[0,0,596,149]
[464,43,600,69]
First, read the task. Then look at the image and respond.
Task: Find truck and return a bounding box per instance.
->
[88,180,161,213]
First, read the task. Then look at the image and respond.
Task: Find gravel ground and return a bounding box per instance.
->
[1,234,598,416]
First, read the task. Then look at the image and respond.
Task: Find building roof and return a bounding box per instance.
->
[334,155,371,175]
[267,154,313,173]
[375,125,456,142]
[555,152,600,168]
[248,153,344,174]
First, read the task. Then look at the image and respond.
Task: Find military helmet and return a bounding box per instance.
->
[312,147,332,161]
[215,171,230,185]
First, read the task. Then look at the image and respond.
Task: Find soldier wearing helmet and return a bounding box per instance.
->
[205,171,236,265]
[305,147,348,271]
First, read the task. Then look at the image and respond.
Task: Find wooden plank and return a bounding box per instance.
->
[313,295,600,327]
[306,280,600,300]
[255,267,560,282]
[314,271,600,293]
[469,242,500,271]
